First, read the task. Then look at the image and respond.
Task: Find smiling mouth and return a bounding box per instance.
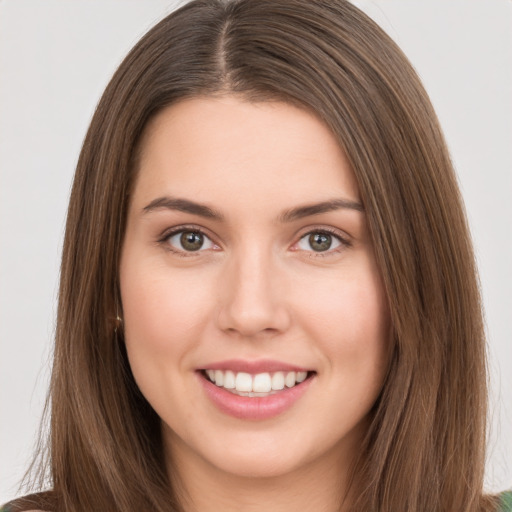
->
[200,369,316,397]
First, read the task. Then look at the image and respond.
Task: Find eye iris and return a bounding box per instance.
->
[180,231,204,251]
[309,232,331,252]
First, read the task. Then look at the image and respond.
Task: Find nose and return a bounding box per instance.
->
[216,246,291,339]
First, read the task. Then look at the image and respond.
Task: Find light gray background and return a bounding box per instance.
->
[1,0,511,504]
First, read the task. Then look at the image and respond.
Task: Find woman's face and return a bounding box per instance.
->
[120,96,390,481]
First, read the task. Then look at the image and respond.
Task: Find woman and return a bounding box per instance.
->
[2,0,510,511]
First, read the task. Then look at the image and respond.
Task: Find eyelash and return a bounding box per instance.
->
[157,225,352,258]
[295,227,352,259]
[158,225,218,258]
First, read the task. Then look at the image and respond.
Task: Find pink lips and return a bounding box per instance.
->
[202,358,310,373]
[197,359,315,421]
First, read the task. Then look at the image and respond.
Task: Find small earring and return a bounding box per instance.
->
[114,314,123,334]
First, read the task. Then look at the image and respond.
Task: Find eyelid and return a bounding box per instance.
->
[158,224,219,257]
[157,224,352,258]
[293,226,352,257]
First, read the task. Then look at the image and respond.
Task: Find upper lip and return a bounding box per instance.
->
[199,359,313,374]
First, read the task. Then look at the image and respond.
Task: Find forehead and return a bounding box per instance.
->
[133,96,360,213]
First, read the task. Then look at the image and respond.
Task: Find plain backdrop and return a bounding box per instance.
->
[1,0,511,504]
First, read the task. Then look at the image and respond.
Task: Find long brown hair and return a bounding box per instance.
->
[23,0,496,510]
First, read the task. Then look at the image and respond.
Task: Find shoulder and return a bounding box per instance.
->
[498,490,512,512]
[0,492,54,512]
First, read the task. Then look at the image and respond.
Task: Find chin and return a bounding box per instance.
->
[211,451,304,480]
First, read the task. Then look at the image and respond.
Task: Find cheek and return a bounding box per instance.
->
[119,259,216,417]
[119,266,220,437]
[301,268,388,347]
[295,259,391,391]
[120,261,213,356]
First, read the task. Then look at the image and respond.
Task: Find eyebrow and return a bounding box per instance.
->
[142,196,364,222]
[143,196,224,220]
[278,198,364,222]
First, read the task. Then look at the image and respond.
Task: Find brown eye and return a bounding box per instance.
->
[296,230,345,254]
[308,233,332,252]
[166,230,215,253]
[180,231,204,251]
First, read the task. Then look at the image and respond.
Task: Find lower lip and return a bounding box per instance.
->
[198,372,314,420]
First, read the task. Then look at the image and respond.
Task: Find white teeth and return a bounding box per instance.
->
[223,370,235,389]
[253,373,272,393]
[235,372,253,392]
[204,369,310,394]
[214,369,224,386]
[296,371,307,383]
[285,371,296,388]
[271,372,285,390]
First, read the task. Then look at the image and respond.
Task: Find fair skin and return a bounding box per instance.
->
[120,96,390,512]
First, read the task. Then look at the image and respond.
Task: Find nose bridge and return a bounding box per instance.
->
[216,240,290,337]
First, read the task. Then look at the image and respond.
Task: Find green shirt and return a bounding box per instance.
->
[501,490,512,511]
